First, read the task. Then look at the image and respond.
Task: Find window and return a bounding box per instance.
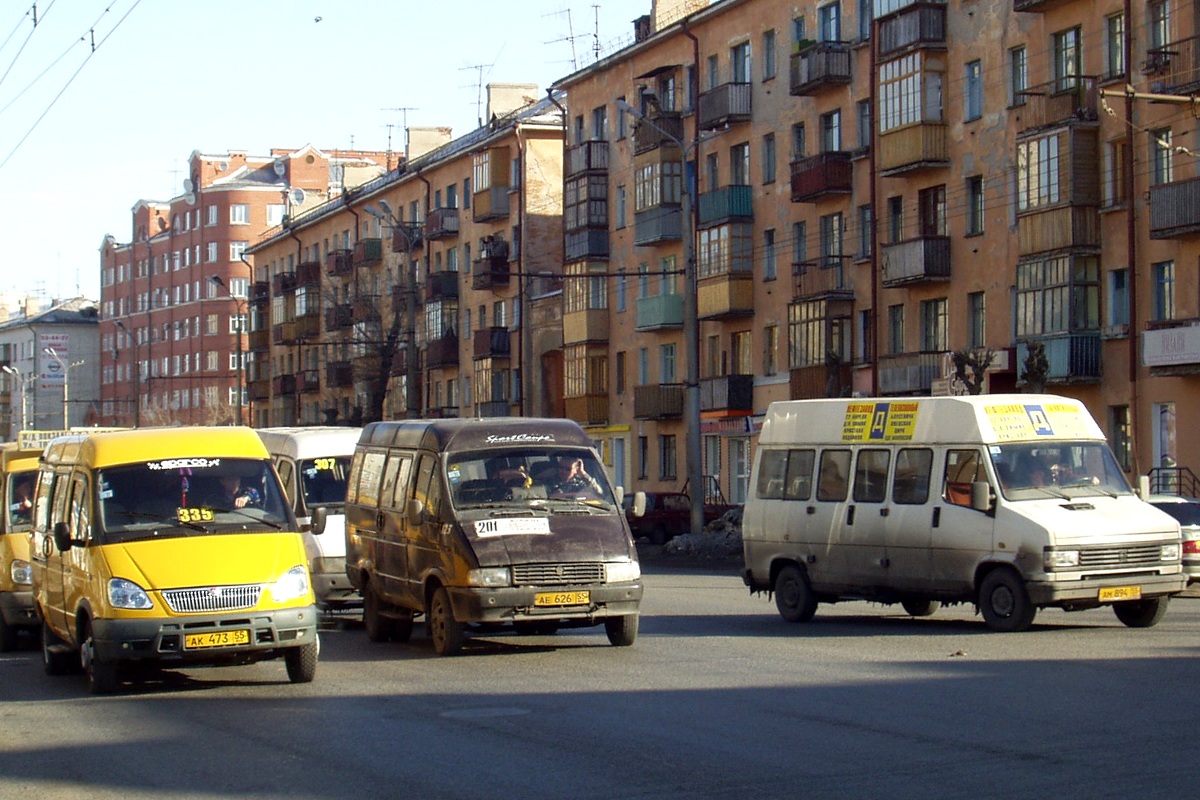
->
[762,29,776,80]
[817,449,850,502]
[638,436,648,480]
[964,60,982,121]
[878,53,943,132]
[817,2,840,42]
[966,176,984,235]
[853,449,890,503]
[1017,134,1060,210]
[1053,28,1081,92]
[819,212,842,265]
[793,221,807,266]
[791,122,806,159]
[887,196,903,243]
[697,223,753,277]
[591,105,608,141]
[858,205,872,258]
[1009,46,1027,107]
[731,41,751,83]
[206,205,218,226]
[1102,139,1126,207]
[230,204,249,225]
[1149,0,1170,49]
[892,449,931,505]
[1151,128,1173,186]
[1108,269,1129,328]
[659,434,678,480]
[206,242,218,263]
[707,54,718,90]
[660,343,677,383]
[616,185,627,228]
[943,450,986,507]
[730,142,750,185]
[229,241,248,262]
[764,324,778,376]
[615,351,625,394]
[763,229,777,280]
[1153,260,1175,321]
[920,298,947,351]
[918,185,946,236]
[967,292,986,349]
[856,100,871,149]
[820,110,841,152]
[762,133,776,184]
[1106,13,1125,78]
[1015,255,1100,336]
[888,304,905,354]
[1109,406,1132,471]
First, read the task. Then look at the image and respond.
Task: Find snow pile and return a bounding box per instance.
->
[662,506,743,561]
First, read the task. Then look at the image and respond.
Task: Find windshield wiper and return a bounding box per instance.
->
[115,511,209,533]
[208,507,284,530]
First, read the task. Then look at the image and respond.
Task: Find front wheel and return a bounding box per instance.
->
[774,564,818,623]
[362,583,395,643]
[901,599,940,617]
[82,620,119,694]
[284,639,319,683]
[1113,596,1170,628]
[604,614,638,646]
[42,621,72,676]
[428,587,464,656]
[979,568,1036,632]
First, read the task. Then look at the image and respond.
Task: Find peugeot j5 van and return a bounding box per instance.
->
[345,418,643,655]
[0,443,41,650]
[742,395,1186,632]
[31,427,321,693]
[256,426,361,610]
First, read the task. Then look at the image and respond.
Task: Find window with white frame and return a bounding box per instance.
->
[230,241,248,262]
[1016,134,1060,211]
[230,204,249,225]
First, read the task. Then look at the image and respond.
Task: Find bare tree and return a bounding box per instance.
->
[950,347,996,395]
[1021,342,1049,393]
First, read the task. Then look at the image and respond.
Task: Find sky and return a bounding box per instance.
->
[0,0,654,303]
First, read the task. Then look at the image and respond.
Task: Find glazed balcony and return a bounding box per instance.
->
[295,310,321,339]
[878,351,942,394]
[326,361,354,388]
[426,334,460,369]
[248,379,271,402]
[1017,205,1100,256]
[1017,333,1102,383]
[877,122,949,175]
[563,309,609,345]
[248,329,271,353]
[566,140,610,178]
[473,327,511,360]
[1143,319,1200,375]
[325,304,353,332]
[297,369,320,394]
[565,229,610,261]
[698,274,755,319]
[1015,77,1099,135]
[424,208,460,240]
[790,41,852,95]
[352,238,383,267]
[790,362,853,400]
[1142,35,1200,95]
[634,111,684,154]
[296,260,321,288]
[250,281,270,304]
[426,271,459,303]
[700,375,754,413]
[272,271,296,294]
[1150,175,1200,238]
[633,383,684,419]
[881,236,951,287]
[472,186,510,222]
[634,204,682,244]
[793,257,854,301]
[790,152,853,202]
[272,321,297,345]
[698,81,752,130]
[876,2,947,58]
[273,374,297,396]
[636,293,684,331]
[565,394,609,426]
[327,249,354,276]
[697,185,753,227]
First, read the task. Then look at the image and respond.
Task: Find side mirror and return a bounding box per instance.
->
[1138,474,1150,499]
[970,481,993,513]
[633,491,647,518]
[52,521,72,552]
[614,485,625,506]
[309,507,327,535]
[406,497,425,527]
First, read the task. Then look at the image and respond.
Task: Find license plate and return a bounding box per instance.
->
[534,590,590,607]
[184,629,250,649]
[1099,585,1142,602]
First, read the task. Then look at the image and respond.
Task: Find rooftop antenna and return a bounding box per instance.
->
[460,62,494,129]
[544,7,585,71]
[381,106,418,166]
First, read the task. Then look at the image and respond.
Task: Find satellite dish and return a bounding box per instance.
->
[290,188,307,206]
[185,192,196,205]
[273,160,287,178]
[183,178,194,193]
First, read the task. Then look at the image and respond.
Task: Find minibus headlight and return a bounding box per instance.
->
[1161,543,1181,561]
[606,560,641,583]
[1044,549,1080,570]
[10,559,31,586]
[467,567,511,588]
[269,566,311,604]
[108,578,154,610]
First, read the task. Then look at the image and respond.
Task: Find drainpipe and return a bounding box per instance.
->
[1124,0,1141,478]
[287,226,304,425]
[417,170,432,415]
[514,121,529,418]
[869,16,879,396]
[548,87,572,419]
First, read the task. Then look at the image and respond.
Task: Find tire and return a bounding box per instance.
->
[1113,596,1170,628]
[82,620,119,694]
[284,638,319,683]
[428,587,464,656]
[901,599,941,617]
[604,614,638,646]
[362,583,395,643]
[392,612,415,643]
[979,568,1037,632]
[0,616,17,653]
[41,621,72,676]
[774,564,818,623]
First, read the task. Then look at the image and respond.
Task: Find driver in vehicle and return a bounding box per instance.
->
[549,457,603,497]
[202,474,262,509]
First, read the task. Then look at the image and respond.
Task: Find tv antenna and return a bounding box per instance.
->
[381,106,418,166]
[461,61,494,129]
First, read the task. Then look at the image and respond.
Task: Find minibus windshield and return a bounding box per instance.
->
[447,448,617,509]
[299,456,351,509]
[991,441,1132,500]
[98,457,291,542]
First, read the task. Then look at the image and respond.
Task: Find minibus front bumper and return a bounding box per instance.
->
[447,582,644,624]
[91,605,319,663]
[0,589,37,627]
[1026,573,1187,607]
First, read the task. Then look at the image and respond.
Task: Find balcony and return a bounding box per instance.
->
[565,229,610,261]
[473,327,511,360]
[352,238,383,267]
[790,362,853,400]
[296,260,321,288]
[878,351,942,395]
[790,41,852,95]
[634,112,684,154]
[698,81,752,130]
[297,369,320,394]
[473,186,510,222]
[425,406,461,420]
[1017,333,1102,383]
[250,281,270,303]
[566,140,610,178]
[876,2,947,58]
[391,223,423,252]
[793,257,854,300]
[272,321,297,345]
[249,329,270,352]
[426,334,460,369]
[1017,205,1100,256]
[476,400,513,418]
[634,383,684,419]
[1015,78,1099,135]
[388,347,421,376]
[698,274,755,319]
[563,309,609,345]
[272,271,296,294]
[273,374,297,396]
[424,208,460,240]
[881,236,951,287]
[700,375,754,413]
[697,185,753,228]
[790,152,853,202]
[327,249,354,276]
[390,283,422,313]
[1014,0,1080,13]
[325,304,353,332]
[1150,176,1200,238]
[248,378,271,402]
[565,394,609,426]
[295,311,321,339]
[326,361,354,388]
[426,271,459,302]
[877,122,949,175]
[635,204,682,244]
[1143,319,1200,375]
[352,295,379,323]
[473,264,512,291]
[636,294,684,331]
[1142,35,1200,95]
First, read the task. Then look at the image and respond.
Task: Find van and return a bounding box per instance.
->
[345,417,643,655]
[742,395,1186,632]
[30,426,321,692]
[0,443,42,650]
[256,426,361,610]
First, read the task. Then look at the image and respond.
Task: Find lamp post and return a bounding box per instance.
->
[615,98,705,538]
[114,320,141,427]
[210,276,246,425]
[1,365,30,431]
[364,201,422,420]
[43,348,83,429]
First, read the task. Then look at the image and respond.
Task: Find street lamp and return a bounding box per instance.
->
[210,276,246,425]
[615,98,705,538]
[114,320,141,427]
[1,365,30,431]
[364,201,422,420]
[43,348,83,429]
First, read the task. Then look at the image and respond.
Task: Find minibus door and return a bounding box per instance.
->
[882,447,937,592]
[930,448,995,593]
[61,472,93,637]
[845,449,892,589]
[36,470,73,635]
[377,453,413,605]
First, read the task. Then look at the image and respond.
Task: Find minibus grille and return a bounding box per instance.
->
[1079,545,1164,569]
[512,563,604,586]
[162,584,262,613]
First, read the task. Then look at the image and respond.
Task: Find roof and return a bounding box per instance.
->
[43,426,269,470]
[0,297,99,331]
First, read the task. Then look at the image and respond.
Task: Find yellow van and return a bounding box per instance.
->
[0,442,41,650]
[30,427,321,693]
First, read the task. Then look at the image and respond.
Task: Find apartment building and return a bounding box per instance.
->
[549,0,1200,502]
[245,87,564,428]
[98,146,391,427]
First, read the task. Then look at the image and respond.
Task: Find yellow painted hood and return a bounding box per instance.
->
[102,532,308,590]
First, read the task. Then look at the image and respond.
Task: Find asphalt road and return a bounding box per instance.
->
[2,563,1198,800]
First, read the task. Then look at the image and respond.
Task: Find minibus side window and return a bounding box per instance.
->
[391,457,413,508]
[784,449,815,501]
[413,455,439,519]
[380,456,401,509]
[356,451,386,507]
[853,449,890,503]
[34,469,55,530]
[944,449,986,506]
[816,450,851,502]
[69,474,90,544]
[756,450,787,499]
[276,460,295,504]
[51,470,71,529]
[892,448,932,504]
[345,454,364,504]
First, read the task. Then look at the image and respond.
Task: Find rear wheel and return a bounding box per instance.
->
[1113,597,1170,628]
[41,621,72,676]
[428,587,464,656]
[284,638,319,683]
[901,599,941,617]
[604,614,638,646]
[362,583,395,643]
[774,564,818,623]
[81,620,119,694]
[979,568,1036,632]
